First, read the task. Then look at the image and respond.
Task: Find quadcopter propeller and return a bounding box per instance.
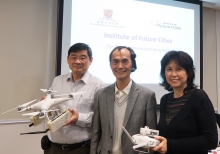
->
[1,107,18,115]
[1,99,37,115]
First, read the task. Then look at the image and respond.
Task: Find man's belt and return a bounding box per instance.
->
[52,140,91,151]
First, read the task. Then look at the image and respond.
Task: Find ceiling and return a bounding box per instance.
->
[201,0,220,9]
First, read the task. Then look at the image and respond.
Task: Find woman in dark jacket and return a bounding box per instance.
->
[151,51,218,154]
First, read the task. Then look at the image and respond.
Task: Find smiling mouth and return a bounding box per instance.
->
[171,79,179,82]
[116,70,126,73]
[116,68,126,72]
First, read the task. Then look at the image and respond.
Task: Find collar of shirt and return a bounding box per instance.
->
[66,71,90,84]
[114,79,132,95]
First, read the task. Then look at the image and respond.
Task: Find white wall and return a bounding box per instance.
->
[0,0,57,153]
[203,7,217,108]
[0,123,44,154]
[203,7,220,110]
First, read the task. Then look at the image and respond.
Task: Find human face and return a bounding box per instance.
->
[165,60,188,91]
[67,50,92,76]
[110,48,132,81]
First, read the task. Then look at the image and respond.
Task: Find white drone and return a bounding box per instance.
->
[1,89,86,134]
[122,126,160,153]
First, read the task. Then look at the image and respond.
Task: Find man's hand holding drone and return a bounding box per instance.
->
[63,108,79,126]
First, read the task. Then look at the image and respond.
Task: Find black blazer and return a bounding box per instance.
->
[157,89,218,154]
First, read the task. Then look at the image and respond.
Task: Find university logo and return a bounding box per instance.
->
[104,9,113,19]
[90,9,124,28]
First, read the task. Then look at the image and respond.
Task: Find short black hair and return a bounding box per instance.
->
[160,50,197,92]
[68,43,92,58]
[109,46,137,72]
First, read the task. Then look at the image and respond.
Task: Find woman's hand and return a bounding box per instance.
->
[151,136,167,154]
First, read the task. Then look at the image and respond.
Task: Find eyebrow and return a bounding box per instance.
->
[112,57,129,60]
[70,54,87,57]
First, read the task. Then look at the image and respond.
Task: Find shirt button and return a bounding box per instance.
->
[108,150,110,153]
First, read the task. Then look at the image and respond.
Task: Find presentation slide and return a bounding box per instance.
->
[61,0,201,104]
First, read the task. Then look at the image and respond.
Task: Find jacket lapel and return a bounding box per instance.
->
[123,81,139,127]
[107,84,115,132]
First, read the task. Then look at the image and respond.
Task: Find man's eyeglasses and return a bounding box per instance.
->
[69,56,88,62]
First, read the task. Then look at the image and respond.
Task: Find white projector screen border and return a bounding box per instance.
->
[56,0,203,105]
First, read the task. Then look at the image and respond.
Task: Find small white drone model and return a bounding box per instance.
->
[122,126,160,153]
[1,89,86,134]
